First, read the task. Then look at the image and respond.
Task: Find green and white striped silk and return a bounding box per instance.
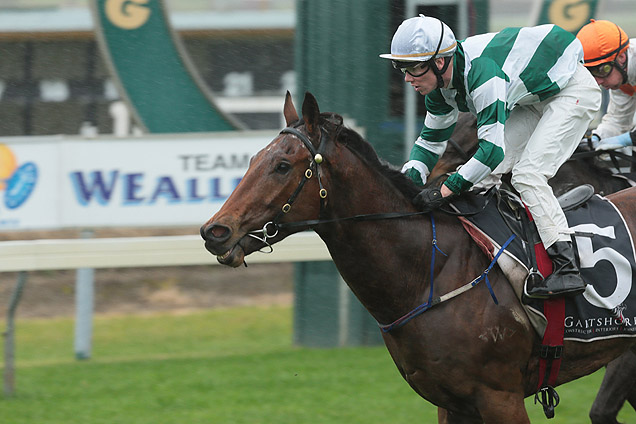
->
[406,24,583,193]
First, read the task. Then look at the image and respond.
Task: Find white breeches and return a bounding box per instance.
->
[479,64,601,248]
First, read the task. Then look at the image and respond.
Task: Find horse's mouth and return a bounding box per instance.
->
[214,242,245,267]
[206,233,270,268]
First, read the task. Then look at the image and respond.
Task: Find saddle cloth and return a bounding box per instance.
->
[449,188,636,342]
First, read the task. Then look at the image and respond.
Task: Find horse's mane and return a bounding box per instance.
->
[287,113,421,200]
[322,114,421,200]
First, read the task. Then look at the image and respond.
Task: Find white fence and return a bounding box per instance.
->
[0,232,329,271]
[2,232,330,397]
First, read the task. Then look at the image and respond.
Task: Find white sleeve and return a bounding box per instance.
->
[595,89,636,139]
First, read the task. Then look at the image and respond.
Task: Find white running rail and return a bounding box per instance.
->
[0,232,330,272]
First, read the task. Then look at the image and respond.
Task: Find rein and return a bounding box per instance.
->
[247,124,432,247]
[570,145,636,173]
[245,123,511,333]
[447,136,471,161]
[378,216,512,333]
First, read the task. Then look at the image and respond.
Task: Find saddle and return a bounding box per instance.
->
[447,184,594,286]
[446,184,636,334]
[446,184,633,419]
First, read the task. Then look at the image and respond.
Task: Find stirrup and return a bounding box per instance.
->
[523,269,547,300]
[535,385,560,419]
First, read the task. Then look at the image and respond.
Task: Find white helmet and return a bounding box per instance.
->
[380,15,457,63]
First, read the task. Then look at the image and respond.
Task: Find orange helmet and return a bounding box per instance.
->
[577,19,629,67]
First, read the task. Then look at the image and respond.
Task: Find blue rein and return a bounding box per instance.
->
[379,213,515,333]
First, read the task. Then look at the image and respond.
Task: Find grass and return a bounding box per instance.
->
[1,306,636,423]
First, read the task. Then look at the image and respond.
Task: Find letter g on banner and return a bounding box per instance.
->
[106,0,151,30]
[537,0,599,34]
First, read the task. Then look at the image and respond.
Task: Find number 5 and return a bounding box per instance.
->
[572,223,632,309]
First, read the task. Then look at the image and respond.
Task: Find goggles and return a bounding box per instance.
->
[392,61,430,77]
[588,61,616,78]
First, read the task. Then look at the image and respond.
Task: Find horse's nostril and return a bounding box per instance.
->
[201,223,231,242]
[210,226,228,239]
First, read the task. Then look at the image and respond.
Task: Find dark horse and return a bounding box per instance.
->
[201,92,636,423]
[429,114,636,424]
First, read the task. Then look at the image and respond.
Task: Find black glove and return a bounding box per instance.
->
[413,188,446,212]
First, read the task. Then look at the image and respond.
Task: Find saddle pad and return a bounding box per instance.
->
[452,191,636,342]
[449,189,530,266]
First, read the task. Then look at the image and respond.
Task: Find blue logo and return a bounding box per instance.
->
[5,162,38,209]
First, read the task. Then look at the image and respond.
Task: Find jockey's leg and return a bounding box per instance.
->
[509,64,601,298]
[472,104,539,192]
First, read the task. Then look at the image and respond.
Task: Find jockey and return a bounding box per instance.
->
[577,20,636,151]
[380,15,601,299]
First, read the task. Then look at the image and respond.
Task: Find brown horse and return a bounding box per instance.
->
[429,114,636,423]
[200,92,636,423]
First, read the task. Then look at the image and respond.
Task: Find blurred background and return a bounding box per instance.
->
[0,0,295,135]
[0,0,632,137]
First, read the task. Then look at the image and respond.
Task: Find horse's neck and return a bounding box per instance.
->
[315,161,440,323]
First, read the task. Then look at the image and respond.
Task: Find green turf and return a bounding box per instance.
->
[1,306,635,423]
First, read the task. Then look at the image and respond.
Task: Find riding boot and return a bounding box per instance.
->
[525,241,587,298]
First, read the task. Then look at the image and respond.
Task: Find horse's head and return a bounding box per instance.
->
[200,91,340,267]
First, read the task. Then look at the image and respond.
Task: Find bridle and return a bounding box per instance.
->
[245,124,329,249]
[246,122,487,252]
[273,126,329,221]
[245,123,428,250]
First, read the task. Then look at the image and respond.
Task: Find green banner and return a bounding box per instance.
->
[536,0,600,34]
[92,0,240,133]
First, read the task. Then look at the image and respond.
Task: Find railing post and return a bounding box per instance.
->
[4,271,27,397]
[74,229,95,360]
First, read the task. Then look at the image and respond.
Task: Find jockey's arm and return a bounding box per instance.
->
[594,89,636,140]
[595,129,636,150]
[443,58,507,196]
[402,92,458,186]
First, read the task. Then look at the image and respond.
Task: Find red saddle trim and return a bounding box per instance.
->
[526,207,564,390]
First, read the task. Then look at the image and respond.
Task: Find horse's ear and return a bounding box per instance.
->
[301,92,321,138]
[283,91,299,126]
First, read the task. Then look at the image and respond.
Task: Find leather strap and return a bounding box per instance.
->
[530,209,565,419]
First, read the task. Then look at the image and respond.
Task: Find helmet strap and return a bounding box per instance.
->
[618,53,629,85]
[611,24,629,85]
[432,57,452,89]
[428,20,452,89]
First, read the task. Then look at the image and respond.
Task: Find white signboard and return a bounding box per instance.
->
[0,131,273,230]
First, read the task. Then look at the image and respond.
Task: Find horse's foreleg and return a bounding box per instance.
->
[438,407,448,424]
[589,350,636,424]
[438,407,483,424]
[477,390,530,424]
[627,347,636,412]
[626,388,636,413]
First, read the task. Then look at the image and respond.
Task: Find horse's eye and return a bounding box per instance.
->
[275,161,291,174]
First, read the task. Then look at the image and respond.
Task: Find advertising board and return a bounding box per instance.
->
[0,131,271,230]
